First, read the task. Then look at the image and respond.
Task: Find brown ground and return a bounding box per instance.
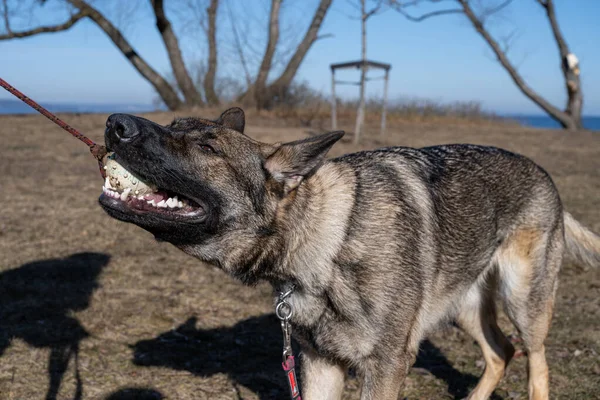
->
[0,112,598,400]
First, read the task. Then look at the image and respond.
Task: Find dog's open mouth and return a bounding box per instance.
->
[99,154,205,219]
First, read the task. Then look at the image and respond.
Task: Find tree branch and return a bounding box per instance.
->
[316,33,334,41]
[0,10,87,40]
[458,0,569,125]
[151,0,203,106]
[66,0,183,110]
[2,0,11,34]
[266,0,333,100]
[364,1,384,19]
[226,0,252,88]
[388,0,462,22]
[479,0,514,19]
[538,0,568,57]
[254,0,282,107]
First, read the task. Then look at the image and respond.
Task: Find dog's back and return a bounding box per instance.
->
[331,144,562,290]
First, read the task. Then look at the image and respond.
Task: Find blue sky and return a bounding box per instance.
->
[1,0,599,115]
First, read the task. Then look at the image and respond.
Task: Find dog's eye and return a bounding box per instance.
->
[198,144,215,153]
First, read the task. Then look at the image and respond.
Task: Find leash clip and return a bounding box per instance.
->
[276,285,294,363]
[276,284,301,399]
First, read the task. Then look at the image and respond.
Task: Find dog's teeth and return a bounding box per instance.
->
[104,177,113,190]
[120,188,131,201]
[157,200,167,208]
[103,165,107,170]
[147,200,156,206]
[178,201,183,208]
[166,198,177,208]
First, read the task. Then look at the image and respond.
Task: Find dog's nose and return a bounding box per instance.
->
[106,114,140,141]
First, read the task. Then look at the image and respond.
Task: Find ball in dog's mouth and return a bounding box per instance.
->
[103,153,156,196]
[100,153,205,217]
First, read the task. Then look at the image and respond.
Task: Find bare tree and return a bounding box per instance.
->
[0,0,211,110]
[264,0,334,107]
[254,0,282,109]
[350,0,384,143]
[0,0,332,111]
[238,0,333,110]
[151,0,204,107]
[225,0,253,88]
[389,0,583,130]
[204,0,220,105]
[68,0,187,110]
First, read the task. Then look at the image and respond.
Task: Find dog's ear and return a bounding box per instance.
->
[216,107,245,133]
[265,131,344,195]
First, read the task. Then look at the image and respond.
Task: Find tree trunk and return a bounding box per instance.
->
[265,0,333,103]
[541,0,583,129]
[354,0,367,144]
[66,0,183,110]
[254,0,282,110]
[204,0,220,106]
[151,0,203,107]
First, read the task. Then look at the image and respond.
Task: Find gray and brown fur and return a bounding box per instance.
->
[100,108,600,400]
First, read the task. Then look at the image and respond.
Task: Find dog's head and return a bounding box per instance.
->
[99,107,343,269]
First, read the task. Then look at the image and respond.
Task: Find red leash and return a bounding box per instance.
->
[0,77,107,177]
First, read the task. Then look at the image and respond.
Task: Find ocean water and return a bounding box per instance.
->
[510,115,600,131]
[0,99,156,115]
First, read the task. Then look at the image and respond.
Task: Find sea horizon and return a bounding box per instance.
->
[1,99,598,131]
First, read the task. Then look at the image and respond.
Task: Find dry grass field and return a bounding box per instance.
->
[0,111,598,399]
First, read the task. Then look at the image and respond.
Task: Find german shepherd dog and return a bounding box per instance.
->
[99,108,600,400]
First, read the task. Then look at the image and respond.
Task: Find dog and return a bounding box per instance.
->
[99,107,600,400]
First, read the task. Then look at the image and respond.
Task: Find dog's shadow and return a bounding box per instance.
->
[414,340,505,400]
[132,314,492,399]
[132,314,288,399]
[0,252,109,400]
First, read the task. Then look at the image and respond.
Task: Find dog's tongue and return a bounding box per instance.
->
[143,191,169,202]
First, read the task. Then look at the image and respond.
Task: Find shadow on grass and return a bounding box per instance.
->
[415,340,502,400]
[0,252,109,400]
[105,387,164,400]
[132,314,288,399]
[132,314,495,400]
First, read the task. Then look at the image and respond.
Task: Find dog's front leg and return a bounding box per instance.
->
[301,348,346,400]
[360,352,413,400]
